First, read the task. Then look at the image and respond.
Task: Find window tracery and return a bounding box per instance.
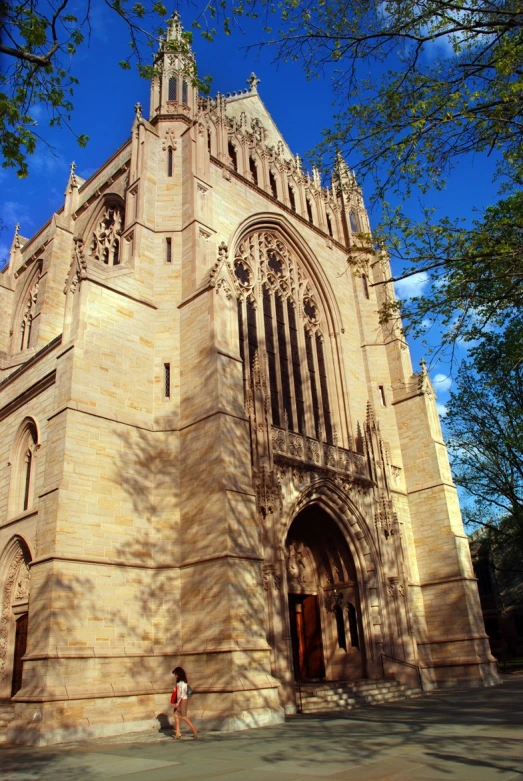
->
[18,272,40,351]
[88,203,124,266]
[235,230,334,444]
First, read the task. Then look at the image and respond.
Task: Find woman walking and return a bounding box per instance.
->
[171,667,198,739]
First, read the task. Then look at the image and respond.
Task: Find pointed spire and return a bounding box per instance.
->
[13,222,21,249]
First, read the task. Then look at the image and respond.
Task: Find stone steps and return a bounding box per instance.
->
[0,701,15,743]
[296,679,422,714]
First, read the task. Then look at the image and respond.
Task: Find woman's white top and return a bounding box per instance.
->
[177,680,188,700]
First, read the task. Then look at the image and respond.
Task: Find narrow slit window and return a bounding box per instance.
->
[335,604,347,651]
[263,288,280,426]
[275,293,293,430]
[182,80,188,104]
[348,603,360,649]
[317,335,333,443]
[228,141,238,172]
[305,331,321,439]
[288,300,305,434]
[362,274,370,299]
[168,77,177,101]
[164,363,171,399]
[246,298,258,369]
[23,449,32,512]
[207,130,212,154]
[288,185,296,212]
[237,300,245,379]
[269,170,278,198]
[166,237,172,263]
[249,157,258,185]
[306,198,314,224]
[326,213,334,238]
[379,385,386,406]
[167,147,173,177]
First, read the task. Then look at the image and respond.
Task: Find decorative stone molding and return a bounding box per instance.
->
[0,544,31,681]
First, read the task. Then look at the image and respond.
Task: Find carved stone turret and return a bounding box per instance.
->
[149,11,198,120]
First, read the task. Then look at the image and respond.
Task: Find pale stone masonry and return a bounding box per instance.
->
[0,13,499,746]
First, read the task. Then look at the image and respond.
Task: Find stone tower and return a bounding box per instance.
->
[0,13,499,745]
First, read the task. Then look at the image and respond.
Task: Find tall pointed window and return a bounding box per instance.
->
[182,80,188,104]
[9,419,38,517]
[235,230,334,444]
[168,76,178,101]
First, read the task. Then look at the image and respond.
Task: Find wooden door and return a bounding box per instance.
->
[289,594,325,680]
[11,613,28,697]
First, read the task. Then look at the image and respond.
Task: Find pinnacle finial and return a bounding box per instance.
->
[134,102,142,119]
[247,72,261,92]
[68,160,78,188]
[13,222,21,249]
[166,10,183,41]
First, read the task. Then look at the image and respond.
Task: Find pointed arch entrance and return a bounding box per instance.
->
[285,504,366,682]
[0,536,32,699]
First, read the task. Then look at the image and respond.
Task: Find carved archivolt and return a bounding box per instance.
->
[0,542,31,681]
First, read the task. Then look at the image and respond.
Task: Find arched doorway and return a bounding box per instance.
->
[0,537,31,699]
[285,504,365,682]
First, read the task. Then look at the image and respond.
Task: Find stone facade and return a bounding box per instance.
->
[0,14,499,746]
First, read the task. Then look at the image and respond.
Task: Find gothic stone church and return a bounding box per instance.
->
[0,15,499,745]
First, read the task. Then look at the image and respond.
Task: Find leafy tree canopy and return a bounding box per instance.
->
[446,321,523,554]
[371,190,523,359]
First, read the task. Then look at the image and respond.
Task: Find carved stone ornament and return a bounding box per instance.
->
[0,548,31,681]
[262,563,281,592]
[65,238,88,294]
[387,576,405,599]
[255,466,282,517]
[324,590,344,613]
[162,129,177,151]
[376,494,398,539]
[417,359,436,400]
[286,541,315,586]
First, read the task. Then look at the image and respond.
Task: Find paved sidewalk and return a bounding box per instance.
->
[2,677,522,781]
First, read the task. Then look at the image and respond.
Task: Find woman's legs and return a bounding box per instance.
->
[180,715,198,737]
[173,711,181,738]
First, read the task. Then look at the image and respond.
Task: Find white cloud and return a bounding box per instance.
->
[0,201,34,232]
[394,271,429,300]
[433,373,452,392]
[437,403,448,418]
[421,318,432,330]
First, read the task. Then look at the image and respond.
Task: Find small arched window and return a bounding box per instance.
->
[306,198,314,225]
[335,603,347,651]
[362,274,370,299]
[9,419,38,517]
[228,141,238,172]
[249,157,258,186]
[350,210,359,233]
[269,170,278,199]
[182,80,188,104]
[168,76,177,101]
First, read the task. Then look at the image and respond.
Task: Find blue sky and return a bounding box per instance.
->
[0,5,501,417]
